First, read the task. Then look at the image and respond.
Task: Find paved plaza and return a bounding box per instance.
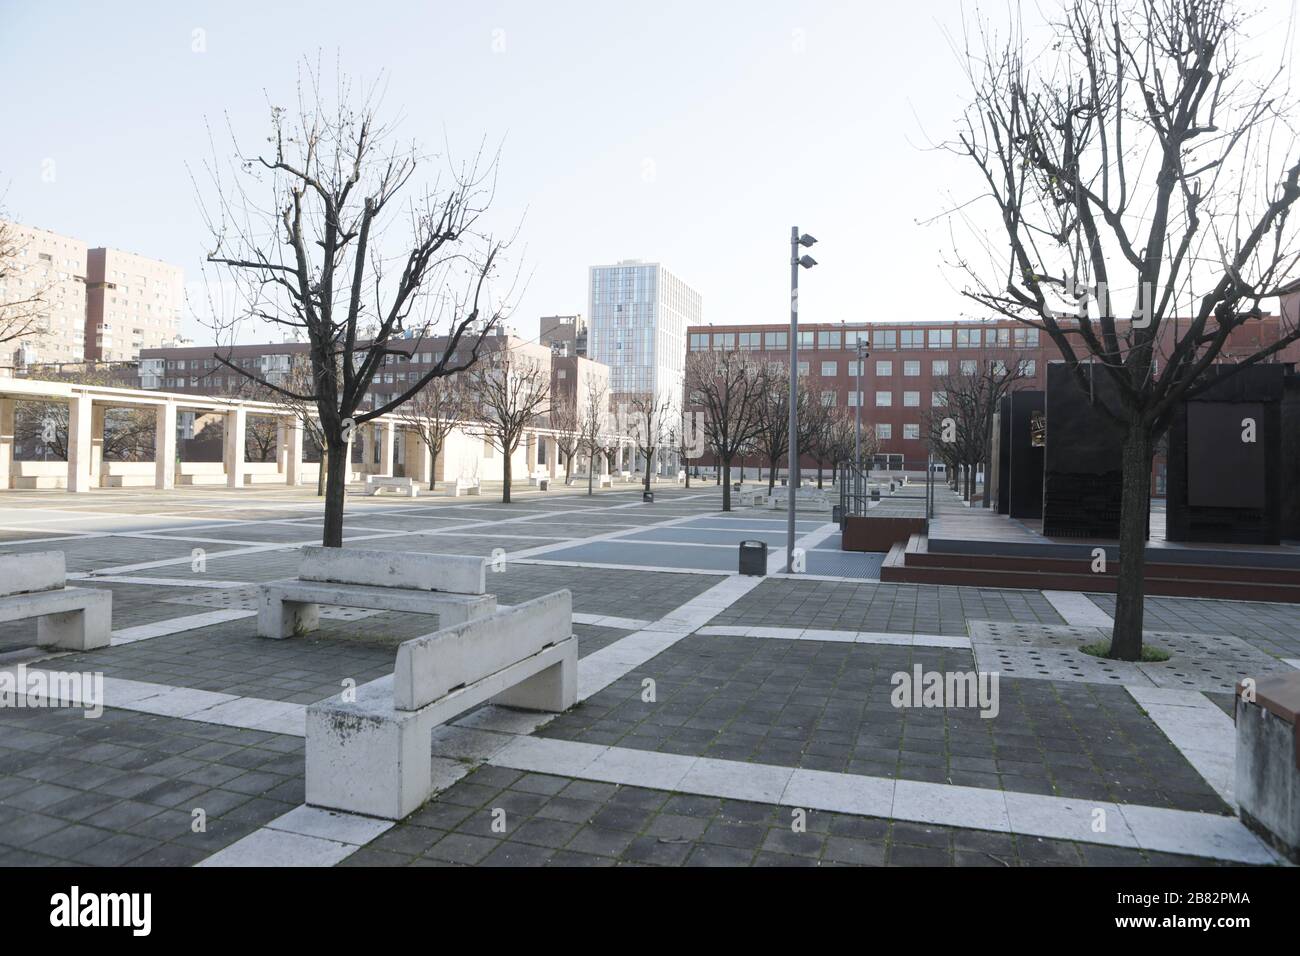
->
[0,481,1296,867]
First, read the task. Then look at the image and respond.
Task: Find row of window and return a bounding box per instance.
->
[688,327,1041,352]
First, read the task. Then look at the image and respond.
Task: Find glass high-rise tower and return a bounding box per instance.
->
[587,260,701,408]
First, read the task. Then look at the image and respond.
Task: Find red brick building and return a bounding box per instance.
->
[686,316,1300,471]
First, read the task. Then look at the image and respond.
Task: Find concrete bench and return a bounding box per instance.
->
[598,474,612,488]
[306,590,577,818]
[1236,673,1300,862]
[258,548,495,639]
[365,475,418,498]
[0,552,111,651]
[452,477,480,497]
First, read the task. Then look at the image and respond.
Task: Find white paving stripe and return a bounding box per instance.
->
[767,521,840,575]
[1126,685,1237,804]
[1042,590,1114,627]
[1,669,306,736]
[487,737,1280,864]
[197,805,393,867]
[695,624,971,649]
[1285,658,1300,670]
[111,608,257,645]
[573,613,652,630]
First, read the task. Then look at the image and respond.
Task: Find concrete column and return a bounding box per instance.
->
[526,433,538,474]
[379,422,396,476]
[548,438,559,480]
[155,402,177,490]
[225,407,247,488]
[0,398,14,491]
[90,405,106,488]
[359,425,374,474]
[600,448,610,476]
[67,395,93,493]
[276,421,289,474]
[405,431,432,486]
[285,418,304,486]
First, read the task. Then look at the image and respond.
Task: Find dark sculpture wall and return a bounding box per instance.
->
[1166,364,1283,545]
[1042,364,1128,538]
[1007,390,1044,521]
[1284,374,1300,541]
[994,395,1011,515]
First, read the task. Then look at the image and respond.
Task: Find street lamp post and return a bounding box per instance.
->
[787,226,817,574]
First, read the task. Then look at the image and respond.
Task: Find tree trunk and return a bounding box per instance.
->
[722,459,732,511]
[643,450,653,493]
[502,445,513,504]
[322,439,349,547]
[768,459,777,493]
[816,461,824,489]
[316,446,327,497]
[1109,425,1152,661]
[429,449,438,491]
[565,457,572,486]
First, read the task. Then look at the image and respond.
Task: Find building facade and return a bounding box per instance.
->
[539,314,587,358]
[0,222,88,368]
[85,247,184,363]
[588,260,700,407]
[687,317,1300,470]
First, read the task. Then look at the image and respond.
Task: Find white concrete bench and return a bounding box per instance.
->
[257,548,495,639]
[306,590,577,818]
[365,475,418,498]
[452,476,480,497]
[598,474,612,488]
[0,552,111,651]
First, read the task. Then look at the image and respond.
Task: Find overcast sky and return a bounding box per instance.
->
[1,0,1295,346]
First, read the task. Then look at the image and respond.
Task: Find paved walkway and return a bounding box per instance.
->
[0,480,1295,866]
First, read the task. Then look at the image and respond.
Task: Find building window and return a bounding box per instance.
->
[957,329,981,348]
[873,330,896,350]
[847,391,860,407]
[1013,328,1040,347]
[821,391,836,406]
[797,361,809,376]
[738,332,761,350]
[689,333,708,351]
[903,360,920,377]
[903,423,920,440]
[932,359,949,376]
[903,391,920,407]
[797,331,815,349]
[847,360,862,377]
[817,330,840,349]
[932,390,948,407]
[961,360,978,375]
[821,361,837,377]
[876,360,893,376]
[875,391,892,407]
[899,329,924,349]
[1022,360,1036,376]
[764,331,788,350]
[876,423,892,440]
[928,328,953,349]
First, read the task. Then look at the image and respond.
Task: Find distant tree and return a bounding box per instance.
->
[753,365,790,492]
[685,350,765,510]
[548,399,581,485]
[398,373,468,491]
[466,347,550,503]
[625,391,675,494]
[924,357,1031,501]
[0,217,49,351]
[578,373,610,496]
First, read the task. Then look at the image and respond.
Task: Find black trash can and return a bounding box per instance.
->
[643,491,654,503]
[832,504,843,525]
[738,540,768,576]
[871,488,880,501]
[733,482,741,492]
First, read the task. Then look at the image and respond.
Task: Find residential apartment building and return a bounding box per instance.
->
[0,222,88,367]
[85,247,183,362]
[687,317,1300,469]
[539,314,587,358]
[588,260,700,406]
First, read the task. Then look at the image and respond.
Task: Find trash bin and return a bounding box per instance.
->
[538,478,549,492]
[738,540,767,576]
[780,477,788,487]
[643,491,654,503]
[832,504,843,525]
[733,482,741,492]
[871,488,880,501]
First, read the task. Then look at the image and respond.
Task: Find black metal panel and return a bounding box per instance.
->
[1284,374,1300,541]
[1007,390,1044,520]
[1042,363,1126,538]
[1166,364,1283,545]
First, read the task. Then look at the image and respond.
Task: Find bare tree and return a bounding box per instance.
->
[578,373,609,496]
[685,350,765,510]
[924,357,1032,501]
[467,346,550,503]
[799,378,833,489]
[947,0,1300,659]
[0,218,50,350]
[399,373,468,491]
[753,364,790,493]
[624,391,674,494]
[548,399,581,485]
[198,65,514,546]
